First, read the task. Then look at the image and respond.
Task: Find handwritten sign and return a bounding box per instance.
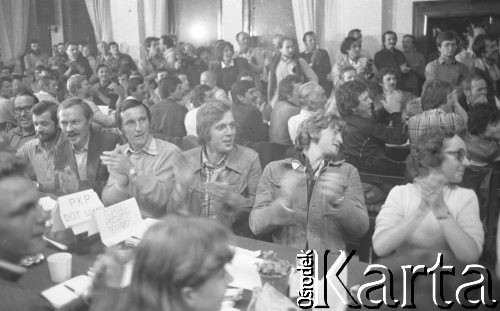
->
[94,198,142,246]
[57,190,104,234]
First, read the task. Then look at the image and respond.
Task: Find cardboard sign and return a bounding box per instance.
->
[57,190,104,234]
[94,198,143,246]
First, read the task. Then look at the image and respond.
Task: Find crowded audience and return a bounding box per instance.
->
[3,18,500,311]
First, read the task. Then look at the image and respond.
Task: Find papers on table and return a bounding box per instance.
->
[94,198,159,247]
[226,246,263,291]
[52,189,104,235]
[41,275,91,308]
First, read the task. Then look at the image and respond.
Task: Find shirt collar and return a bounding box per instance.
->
[201,146,228,169]
[126,135,158,155]
[221,60,235,68]
[438,56,457,65]
[71,135,90,153]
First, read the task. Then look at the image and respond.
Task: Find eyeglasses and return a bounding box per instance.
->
[14,106,34,115]
[444,149,469,162]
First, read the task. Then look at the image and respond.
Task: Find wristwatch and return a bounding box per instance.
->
[128,167,138,179]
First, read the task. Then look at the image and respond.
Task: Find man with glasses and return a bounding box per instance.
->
[7,92,38,149]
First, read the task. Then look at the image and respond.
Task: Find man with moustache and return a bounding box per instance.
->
[24,39,49,80]
[7,92,38,149]
[101,98,180,218]
[169,100,262,237]
[54,98,120,196]
[18,101,63,193]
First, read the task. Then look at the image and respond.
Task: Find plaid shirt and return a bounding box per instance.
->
[407,108,466,145]
[201,148,228,220]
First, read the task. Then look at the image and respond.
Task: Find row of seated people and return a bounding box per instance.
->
[0,101,492,310]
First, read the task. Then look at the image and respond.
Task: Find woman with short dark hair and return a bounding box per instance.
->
[373,126,484,264]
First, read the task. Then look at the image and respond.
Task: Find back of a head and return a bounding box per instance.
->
[436,30,457,48]
[191,84,212,108]
[420,79,453,111]
[230,80,254,105]
[278,74,301,101]
[158,75,182,99]
[66,74,86,96]
[468,104,500,136]
[126,215,233,310]
[335,79,368,117]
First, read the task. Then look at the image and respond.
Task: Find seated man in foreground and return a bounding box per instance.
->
[0,152,53,310]
[101,98,180,218]
[249,112,369,252]
[170,100,262,236]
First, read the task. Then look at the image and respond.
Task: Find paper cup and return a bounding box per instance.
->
[47,252,72,283]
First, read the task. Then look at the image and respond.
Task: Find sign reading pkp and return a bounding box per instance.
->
[58,189,104,230]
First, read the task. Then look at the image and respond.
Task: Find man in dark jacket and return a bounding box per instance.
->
[54,98,120,197]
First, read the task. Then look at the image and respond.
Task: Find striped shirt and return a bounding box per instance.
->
[407,108,466,145]
[7,126,36,150]
[17,133,63,192]
[425,56,469,85]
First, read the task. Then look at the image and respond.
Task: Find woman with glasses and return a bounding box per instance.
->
[372,126,484,264]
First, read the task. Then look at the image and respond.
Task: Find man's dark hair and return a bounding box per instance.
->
[33,101,59,125]
[160,35,175,49]
[128,76,145,95]
[14,91,39,105]
[472,34,497,58]
[382,31,397,48]
[144,37,159,50]
[96,64,109,74]
[278,74,301,101]
[277,36,295,50]
[302,31,316,43]
[340,37,359,55]
[235,31,249,42]
[66,41,78,49]
[116,98,151,130]
[196,100,232,145]
[348,29,361,38]
[436,31,457,48]
[109,41,119,49]
[190,84,212,108]
[230,80,254,105]
[420,79,453,111]
[335,80,369,117]
[468,105,500,136]
[29,39,40,45]
[158,75,182,99]
[376,67,398,85]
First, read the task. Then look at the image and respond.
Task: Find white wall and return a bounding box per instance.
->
[222,0,243,47]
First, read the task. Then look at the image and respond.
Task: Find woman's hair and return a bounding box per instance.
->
[278,74,301,101]
[196,100,232,145]
[340,37,358,55]
[406,126,456,180]
[420,79,453,111]
[190,84,212,109]
[123,215,234,311]
[295,111,344,152]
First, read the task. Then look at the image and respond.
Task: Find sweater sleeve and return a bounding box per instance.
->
[453,189,484,254]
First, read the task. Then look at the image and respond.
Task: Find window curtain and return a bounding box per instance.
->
[85,0,113,42]
[137,0,168,59]
[0,0,30,64]
[291,0,316,52]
